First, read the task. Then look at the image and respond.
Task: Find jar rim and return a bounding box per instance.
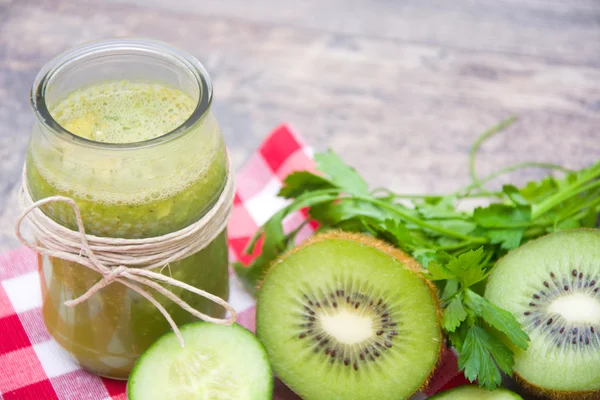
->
[30,38,213,150]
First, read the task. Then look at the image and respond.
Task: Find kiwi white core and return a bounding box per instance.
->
[320,310,373,345]
[548,293,600,324]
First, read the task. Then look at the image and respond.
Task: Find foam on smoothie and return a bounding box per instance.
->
[51,81,196,144]
[31,81,224,206]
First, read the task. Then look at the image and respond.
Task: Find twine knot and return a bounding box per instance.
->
[104,265,127,283]
[16,165,237,347]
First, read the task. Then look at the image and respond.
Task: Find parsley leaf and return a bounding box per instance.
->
[465,290,530,350]
[486,331,515,376]
[413,248,443,268]
[520,176,558,203]
[278,171,334,198]
[427,219,478,236]
[417,196,467,220]
[474,204,532,228]
[445,248,488,288]
[459,325,504,390]
[486,228,524,250]
[315,150,369,196]
[426,260,456,281]
[379,219,415,248]
[502,184,529,206]
[448,320,470,352]
[443,296,468,332]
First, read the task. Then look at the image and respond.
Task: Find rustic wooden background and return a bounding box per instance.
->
[0,1,599,398]
[1,0,599,252]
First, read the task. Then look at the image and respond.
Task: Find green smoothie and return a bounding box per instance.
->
[28,81,230,379]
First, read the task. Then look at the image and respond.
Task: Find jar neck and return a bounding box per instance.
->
[30,38,213,150]
[26,39,228,237]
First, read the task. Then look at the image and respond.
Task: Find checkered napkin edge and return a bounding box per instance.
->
[0,124,468,400]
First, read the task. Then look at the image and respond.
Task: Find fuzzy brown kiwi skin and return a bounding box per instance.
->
[257,230,444,396]
[515,374,600,400]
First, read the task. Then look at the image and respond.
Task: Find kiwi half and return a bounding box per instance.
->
[256,231,442,400]
[485,229,600,400]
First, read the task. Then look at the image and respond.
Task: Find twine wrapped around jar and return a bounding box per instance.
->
[15,164,237,347]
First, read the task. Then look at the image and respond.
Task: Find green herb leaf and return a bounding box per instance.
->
[448,320,470,352]
[440,279,460,301]
[465,290,530,350]
[458,325,503,390]
[581,208,599,228]
[486,331,515,376]
[445,248,487,288]
[443,296,468,332]
[417,196,467,220]
[555,218,581,230]
[310,198,387,225]
[425,261,456,281]
[427,219,478,236]
[380,219,414,246]
[520,176,558,203]
[278,171,334,198]
[502,184,529,206]
[234,213,286,295]
[315,150,369,196]
[412,248,442,268]
[474,204,532,228]
[486,228,524,250]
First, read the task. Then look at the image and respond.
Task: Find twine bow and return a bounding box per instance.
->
[15,168,237,347]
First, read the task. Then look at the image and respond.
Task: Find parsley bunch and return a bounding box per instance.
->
[234,117,600,389]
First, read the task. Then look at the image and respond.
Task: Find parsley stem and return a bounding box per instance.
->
[555,196,600,223]
[370,188,433,199]
[458,161,572,196]
[481,249,494,267]
[354,196,488,243]
[533,178,600,219]
[372,188,504,199]
[468,116,518,194]
[561,201,600,225]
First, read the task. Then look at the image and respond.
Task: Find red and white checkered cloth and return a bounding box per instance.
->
[0,125,469,399]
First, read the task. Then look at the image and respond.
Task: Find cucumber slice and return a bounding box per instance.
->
[429,385,523,399]
[127,322,273,400]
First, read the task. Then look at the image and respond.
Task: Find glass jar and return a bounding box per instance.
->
[26,39,230,379]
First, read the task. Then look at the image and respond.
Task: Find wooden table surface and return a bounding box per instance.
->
[0,1,598,398]
[1,0,599,251]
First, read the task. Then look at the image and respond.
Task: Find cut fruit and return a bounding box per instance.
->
[428,385,523,399]
[256,231,442,400]
[485,229,600,399]
[127,322,273,400]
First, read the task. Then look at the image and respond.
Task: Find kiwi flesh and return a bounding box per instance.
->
[428,385,523,399]
[485,229,600,400]
[256,231,442,400]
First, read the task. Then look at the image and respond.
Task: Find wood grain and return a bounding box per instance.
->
[1,0,599,247]
[110,0,600,67]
